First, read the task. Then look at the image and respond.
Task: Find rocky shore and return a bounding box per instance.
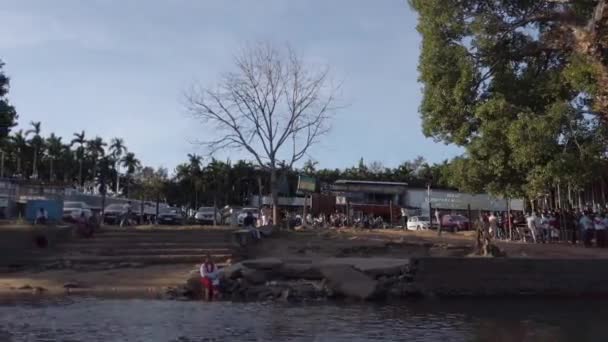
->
[166,257,414,302]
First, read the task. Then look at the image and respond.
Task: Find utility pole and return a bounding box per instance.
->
[0,150,5,178]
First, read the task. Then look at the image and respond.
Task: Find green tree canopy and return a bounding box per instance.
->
[0,60,17,141]
[409,0,608,199]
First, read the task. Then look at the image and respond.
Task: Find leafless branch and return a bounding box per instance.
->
[185,42,338,174]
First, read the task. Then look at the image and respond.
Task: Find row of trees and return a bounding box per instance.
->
[0,60,142,195]
[154,156,450,210]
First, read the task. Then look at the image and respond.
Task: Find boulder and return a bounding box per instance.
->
[242,258,283,270]
[319,258,410,277]
[220,263,244,280]
[258,225,275,237]
[320,264,377,300]
[278,263,323,280]
[241,267,268,285]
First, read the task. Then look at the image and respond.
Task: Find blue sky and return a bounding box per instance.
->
[0,0,461,172]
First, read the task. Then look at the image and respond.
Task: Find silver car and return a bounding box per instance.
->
[195,207,220,225]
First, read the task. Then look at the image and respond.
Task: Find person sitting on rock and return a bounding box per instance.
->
[200,253,219,301]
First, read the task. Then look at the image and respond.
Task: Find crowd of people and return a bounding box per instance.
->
[472,209,608,248]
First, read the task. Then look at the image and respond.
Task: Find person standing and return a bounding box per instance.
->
[435,209,442,236]
[488,212,498,239]
[525,212,537,243]
[595,213,606,248]
[579,212,595,247]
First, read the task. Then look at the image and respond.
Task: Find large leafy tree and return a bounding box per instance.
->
[409,0,608,202]
[0,60,17,142]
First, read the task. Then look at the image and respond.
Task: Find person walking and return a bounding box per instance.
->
[120,202,133,228]
[435,209,442,236]
[525,212,538,243]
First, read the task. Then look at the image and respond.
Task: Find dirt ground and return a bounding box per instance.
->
[248,228,608,260]
[3,226,608,298]
[0,264,195,297]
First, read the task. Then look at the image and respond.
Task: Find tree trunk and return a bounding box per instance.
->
[116,162,120,194]
[32,148,38,179]
[270,168,278,226]
[78,159,83,188]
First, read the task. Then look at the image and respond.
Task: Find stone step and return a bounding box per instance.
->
[57,242,233,249]
[40,254,233,265]
[65,248,234,256]
[97,229,232,234]
[69,237,232,244]
[95,232,231,239]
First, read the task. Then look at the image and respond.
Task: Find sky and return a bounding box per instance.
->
[0,0,462,173]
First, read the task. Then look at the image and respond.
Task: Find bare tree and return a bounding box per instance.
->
[186,43,338,224]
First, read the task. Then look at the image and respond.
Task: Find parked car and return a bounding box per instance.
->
[63,201,92,222]
[157,208,185,225]
[237,208,259,226]
[103,203,132,225]
[440,214,470,232]
[406,216,431,230]
[194,207,221,225]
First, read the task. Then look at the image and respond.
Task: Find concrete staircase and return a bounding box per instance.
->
[44,227,238,267]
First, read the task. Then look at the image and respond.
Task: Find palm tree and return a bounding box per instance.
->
[121,152,141,197]
[187,153,202,172]
[10,130,27,177]
[45,133,63,182]
[109,137,127,195]
[59,144,76,183]
[25,121,42,179]
[71,130,86,187]
[86,136,107,185]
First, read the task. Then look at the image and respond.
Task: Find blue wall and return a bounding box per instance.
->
[26,200,63,222]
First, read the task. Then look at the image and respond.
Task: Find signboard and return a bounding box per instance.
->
[297,175,316,193]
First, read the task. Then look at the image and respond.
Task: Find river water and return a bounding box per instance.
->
[0,297,603,341]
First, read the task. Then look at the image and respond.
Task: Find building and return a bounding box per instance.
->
[327,179,523,219]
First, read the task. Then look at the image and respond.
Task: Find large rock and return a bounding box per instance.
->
[242,258,283,270]
[278,263,323,280]
[241,267,268,285]
[220,263,244,280]
[257,225,275,237]
[320,264,377,300]
[319,258,410,277]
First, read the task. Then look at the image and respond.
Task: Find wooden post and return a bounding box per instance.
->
[389,200,393,228]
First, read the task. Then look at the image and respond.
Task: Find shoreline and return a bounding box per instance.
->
[5,228,608,302]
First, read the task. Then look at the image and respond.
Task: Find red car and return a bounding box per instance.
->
[440,214,470,232]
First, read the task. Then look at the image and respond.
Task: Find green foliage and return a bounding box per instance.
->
[409,0,607,199]
[0,60,17,140]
